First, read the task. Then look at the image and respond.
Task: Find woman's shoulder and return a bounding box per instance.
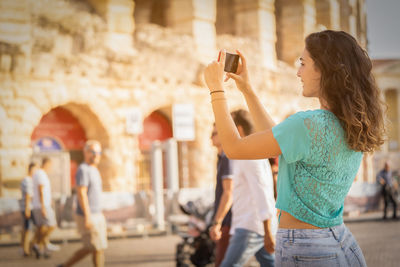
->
[289,110,344,139]
[284,110,330,124]
[293,109,339,124]
[296,109,333,117]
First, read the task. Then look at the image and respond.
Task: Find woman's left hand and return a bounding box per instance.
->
[204,50,226,92]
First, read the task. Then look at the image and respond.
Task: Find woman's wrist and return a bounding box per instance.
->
[210,90,226,103]
[242,84,255,96]
[210,90,225,96]
[210,90,225,95]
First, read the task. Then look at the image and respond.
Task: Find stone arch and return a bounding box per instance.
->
[384,88,399,152]
[60,102,111,148]
[29,102,115,190]
[25,98,116,149]
[15,85,122,191]
[134,0,169,27]
[142,105,172,122]
[136,105,173,190]
[315,0,341,30]
[216,0,236,35]
[139,107,173,151]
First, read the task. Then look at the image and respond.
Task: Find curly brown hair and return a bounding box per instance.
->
[305,30,386,153]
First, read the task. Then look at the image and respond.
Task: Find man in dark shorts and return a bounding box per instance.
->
[209,124,234,267]
[377,162,398,220]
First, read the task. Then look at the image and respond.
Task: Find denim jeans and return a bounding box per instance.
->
[220,228,275,267]
[275,224,367,266]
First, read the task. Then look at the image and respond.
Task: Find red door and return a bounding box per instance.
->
[137,111,173,190]
[138,111,173,151]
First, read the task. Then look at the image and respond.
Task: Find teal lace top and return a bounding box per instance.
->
[272,110,363,228]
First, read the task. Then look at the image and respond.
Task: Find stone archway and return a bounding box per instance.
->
[61,102,111,148]
[138,109,173,151]
[0,82,122,196]
[57,102,118,191]
[29,102,114,190]
[31,106,87,188]
[136,108,173,191]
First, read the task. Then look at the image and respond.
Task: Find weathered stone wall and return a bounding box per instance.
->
[0,0,218,196]
[0,0,376,198]
[1,0,135,195]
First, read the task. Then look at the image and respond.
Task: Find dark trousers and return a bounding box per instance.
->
[382,187,397,218]
[215,225,230,267]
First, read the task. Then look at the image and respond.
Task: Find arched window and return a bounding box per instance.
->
[137,110,173,191]
[31,106,87,188]
[216,0,235,35]
[134,0,169,27]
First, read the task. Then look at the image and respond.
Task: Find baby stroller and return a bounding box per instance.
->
[175,200,215,267]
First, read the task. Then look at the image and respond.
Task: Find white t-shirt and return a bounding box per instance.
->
[33,169,52,209]
[230,159,278,236]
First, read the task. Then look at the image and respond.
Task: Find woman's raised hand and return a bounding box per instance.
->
[225,50,252,94]
[204,50,226,93]
[204,49,252,94]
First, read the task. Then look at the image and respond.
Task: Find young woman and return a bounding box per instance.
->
[204,30,385,266]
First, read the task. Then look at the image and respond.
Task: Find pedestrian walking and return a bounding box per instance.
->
[268,158,278,200]
[31,157,57,258]
[57,140,107,267]
[19,162,38,257]
[376,162,398,220]
[204,30,385,266]
[209,123,234,267]
[218,109,276,267]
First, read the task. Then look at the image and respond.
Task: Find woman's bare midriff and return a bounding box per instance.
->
[278,210,321,229]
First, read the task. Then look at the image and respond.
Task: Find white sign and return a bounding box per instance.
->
[173,104,195,141]
[126,108,143,134]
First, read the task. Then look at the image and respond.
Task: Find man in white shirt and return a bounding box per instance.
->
[31,157,57,258]
[219,109,277,267]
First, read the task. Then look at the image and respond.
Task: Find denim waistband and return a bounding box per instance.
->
[277,223,345,240]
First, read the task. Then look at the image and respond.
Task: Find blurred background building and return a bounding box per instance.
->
[0,0,399,227]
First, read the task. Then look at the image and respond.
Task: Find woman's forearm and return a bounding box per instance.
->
[211,91,242,157]
[242,88,275,131]
[211,91,281,160]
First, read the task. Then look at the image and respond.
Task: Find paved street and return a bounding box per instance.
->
[0,234,181,267]
[346,218,400,267]
[0,217,399,267]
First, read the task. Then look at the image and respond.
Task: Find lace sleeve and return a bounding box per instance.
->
[272,112,311,164]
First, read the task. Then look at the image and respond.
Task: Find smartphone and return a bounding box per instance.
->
[224,53,239,73]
